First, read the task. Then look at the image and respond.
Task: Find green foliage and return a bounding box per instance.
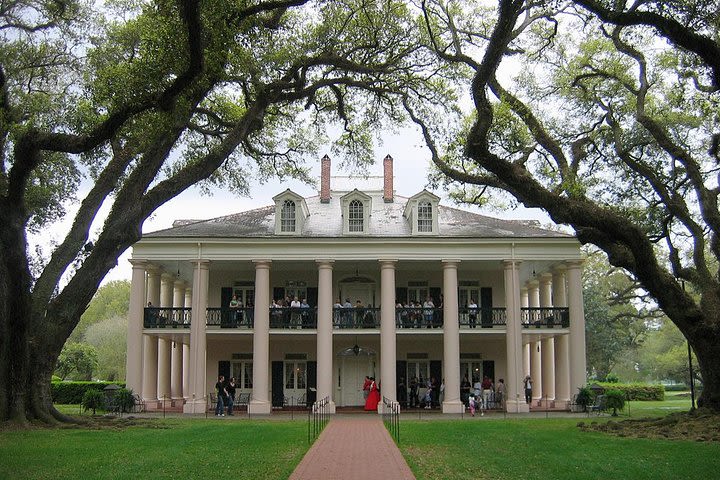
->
[596,382,665,401]
[51,381,125,404]
[81,389,105,415]
[576,386,593,411]
[638,319,700,385]
[604,373,620,383]
[54,342,99,381]
[83,314,127,381]
[70,280,130,342]
[605,389,626,416]
[115,388,136,413]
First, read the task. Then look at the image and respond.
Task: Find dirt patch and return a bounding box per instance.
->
[577,408,720,442]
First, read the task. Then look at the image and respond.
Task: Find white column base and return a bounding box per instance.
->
[171,397,184,407]
[505,400,531,413]
[142,395,158,403]
[248,400,272,415]
[442,401,465,414]
[183,399,207,414]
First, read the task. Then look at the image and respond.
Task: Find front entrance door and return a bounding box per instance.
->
[284,361,306,405]
[338,354,376,406]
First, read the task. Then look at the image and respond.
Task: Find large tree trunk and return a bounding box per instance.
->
[688,322,720,410]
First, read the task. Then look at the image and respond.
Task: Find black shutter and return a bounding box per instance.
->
[306,287,318,307]
[395,287,408,304]
[273,287,285,303]
[272,361,284,407]
[306,361,317,406]
[396,360,407,406]
[221,287,233,327]
[482,360,495,384]
[430,287,443,328]
[218,360,231,380]
[429,287,441,305]
[480,287,493,327]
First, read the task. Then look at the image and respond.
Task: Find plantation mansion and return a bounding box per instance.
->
[125,155,587,414]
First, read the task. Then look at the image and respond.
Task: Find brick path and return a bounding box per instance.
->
[289,416,415,480]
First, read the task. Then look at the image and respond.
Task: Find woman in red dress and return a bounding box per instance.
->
[364,377,381,411]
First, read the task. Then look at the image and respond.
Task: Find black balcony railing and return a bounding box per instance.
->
[521,307,569,328]
[206,307,255,328]
[332,307,380,328]
[269,307,318,329]
[458,307,507,328]
[394,307,443,328]
[144,307,191,328]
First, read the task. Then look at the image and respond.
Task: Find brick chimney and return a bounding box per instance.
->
[383,154,393,203]
[320,154,331,203]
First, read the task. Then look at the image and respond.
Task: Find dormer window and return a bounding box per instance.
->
[348,200,364,232]
[273,190,309,235]
[417,201,433,232]
[404,190,440,235]
[281,200,296,232]
[341,189,372,235]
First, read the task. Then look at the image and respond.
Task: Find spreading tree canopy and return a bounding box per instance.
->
[410,0,720,409]
[0,0,448,424]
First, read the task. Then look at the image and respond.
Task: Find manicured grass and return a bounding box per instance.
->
[399,418,720,480]
[0,419,309,480]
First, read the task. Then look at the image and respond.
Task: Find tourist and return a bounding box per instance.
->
[215,375,227,416]
[482,376,493,409]
[409,376,418,408]
[496,378,505,407]
[226,377,236,416]
[468,299,478,328]
[524,375,533,404]
[422,295,435,327]
[460,375,471,406]
[364,377,380,411]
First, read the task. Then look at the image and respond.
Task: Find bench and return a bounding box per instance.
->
[588,394,607,415]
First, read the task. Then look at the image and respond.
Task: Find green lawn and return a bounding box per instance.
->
[0,419,309,480]
[2,394,714,480]
[400,418,720,480]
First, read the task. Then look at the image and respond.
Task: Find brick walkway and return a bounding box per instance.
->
[289,416,416,480]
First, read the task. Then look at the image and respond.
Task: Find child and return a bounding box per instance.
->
[468,394,476,416]
[424,384,433,409]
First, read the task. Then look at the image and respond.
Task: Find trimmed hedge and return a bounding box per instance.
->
[51,381,126,404]
[594,382,665,401]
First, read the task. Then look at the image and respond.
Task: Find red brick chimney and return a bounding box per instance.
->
[320,154,331,203]
[383,154,393,203]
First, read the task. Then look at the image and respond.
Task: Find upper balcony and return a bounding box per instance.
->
[143,306,569,330]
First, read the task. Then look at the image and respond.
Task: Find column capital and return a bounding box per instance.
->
[161,272,176,282]
[190,259,211,268]
[441,259,461,268]
[378,259,398,268]
[502,259,522,269]
[146,264,163,275]
[552,264,567,274]
[252,259,272,268]
[315,259,335,268]
[565,259,585,269]
[538,272,553,284]
[174,279,186,289]
[129,258,148,268]
[526,278,539,289]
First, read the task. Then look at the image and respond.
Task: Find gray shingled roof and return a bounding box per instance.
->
[144,191,569,239]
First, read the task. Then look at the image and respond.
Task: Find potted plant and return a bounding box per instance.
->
[81,389,105,415]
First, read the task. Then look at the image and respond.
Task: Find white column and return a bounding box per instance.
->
[553,267,570,407]
[182,288,192,400]
[521,288,530,376]
[316,260,336,413]
[567,260,587,396]
[528,280,542,403]
[157,273,174,403]
[441,260,463,413]
[171,280,186,404]
[142,267,161,402]
[248,260,272,414]
[539,273,555,406]
[183,260,210,414]
[379,260,398,413]
[125,260,147,395]
[504,260,528,413]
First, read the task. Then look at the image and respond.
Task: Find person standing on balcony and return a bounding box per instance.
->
[423,296,435,328]
[229,294,240,326]
[468,299,478,328]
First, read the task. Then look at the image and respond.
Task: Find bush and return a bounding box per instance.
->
[605,389,626,416]
[595,382,664,401]
[81,389,105,415]
[663,383,688,392]
[604,373,620,383]
[51,381,126,404]
[575,387,593,412]
[115,388,136,414]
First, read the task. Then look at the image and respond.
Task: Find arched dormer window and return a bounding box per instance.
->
[273,190,309,235]
[404,190,440,235]
[348,199,364,232]
[281,199,296,232]
[417,201,432,232]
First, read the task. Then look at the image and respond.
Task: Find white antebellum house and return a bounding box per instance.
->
[125,155,586,414]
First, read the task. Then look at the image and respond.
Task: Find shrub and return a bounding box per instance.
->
[604,373,620,383]
[115,388,136,414]
[605,389,626,416]
[663,383,688,392]
[81,389,105,415]
[51,381,126,404]
[595,382,664,401]
[575,387,593,412]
